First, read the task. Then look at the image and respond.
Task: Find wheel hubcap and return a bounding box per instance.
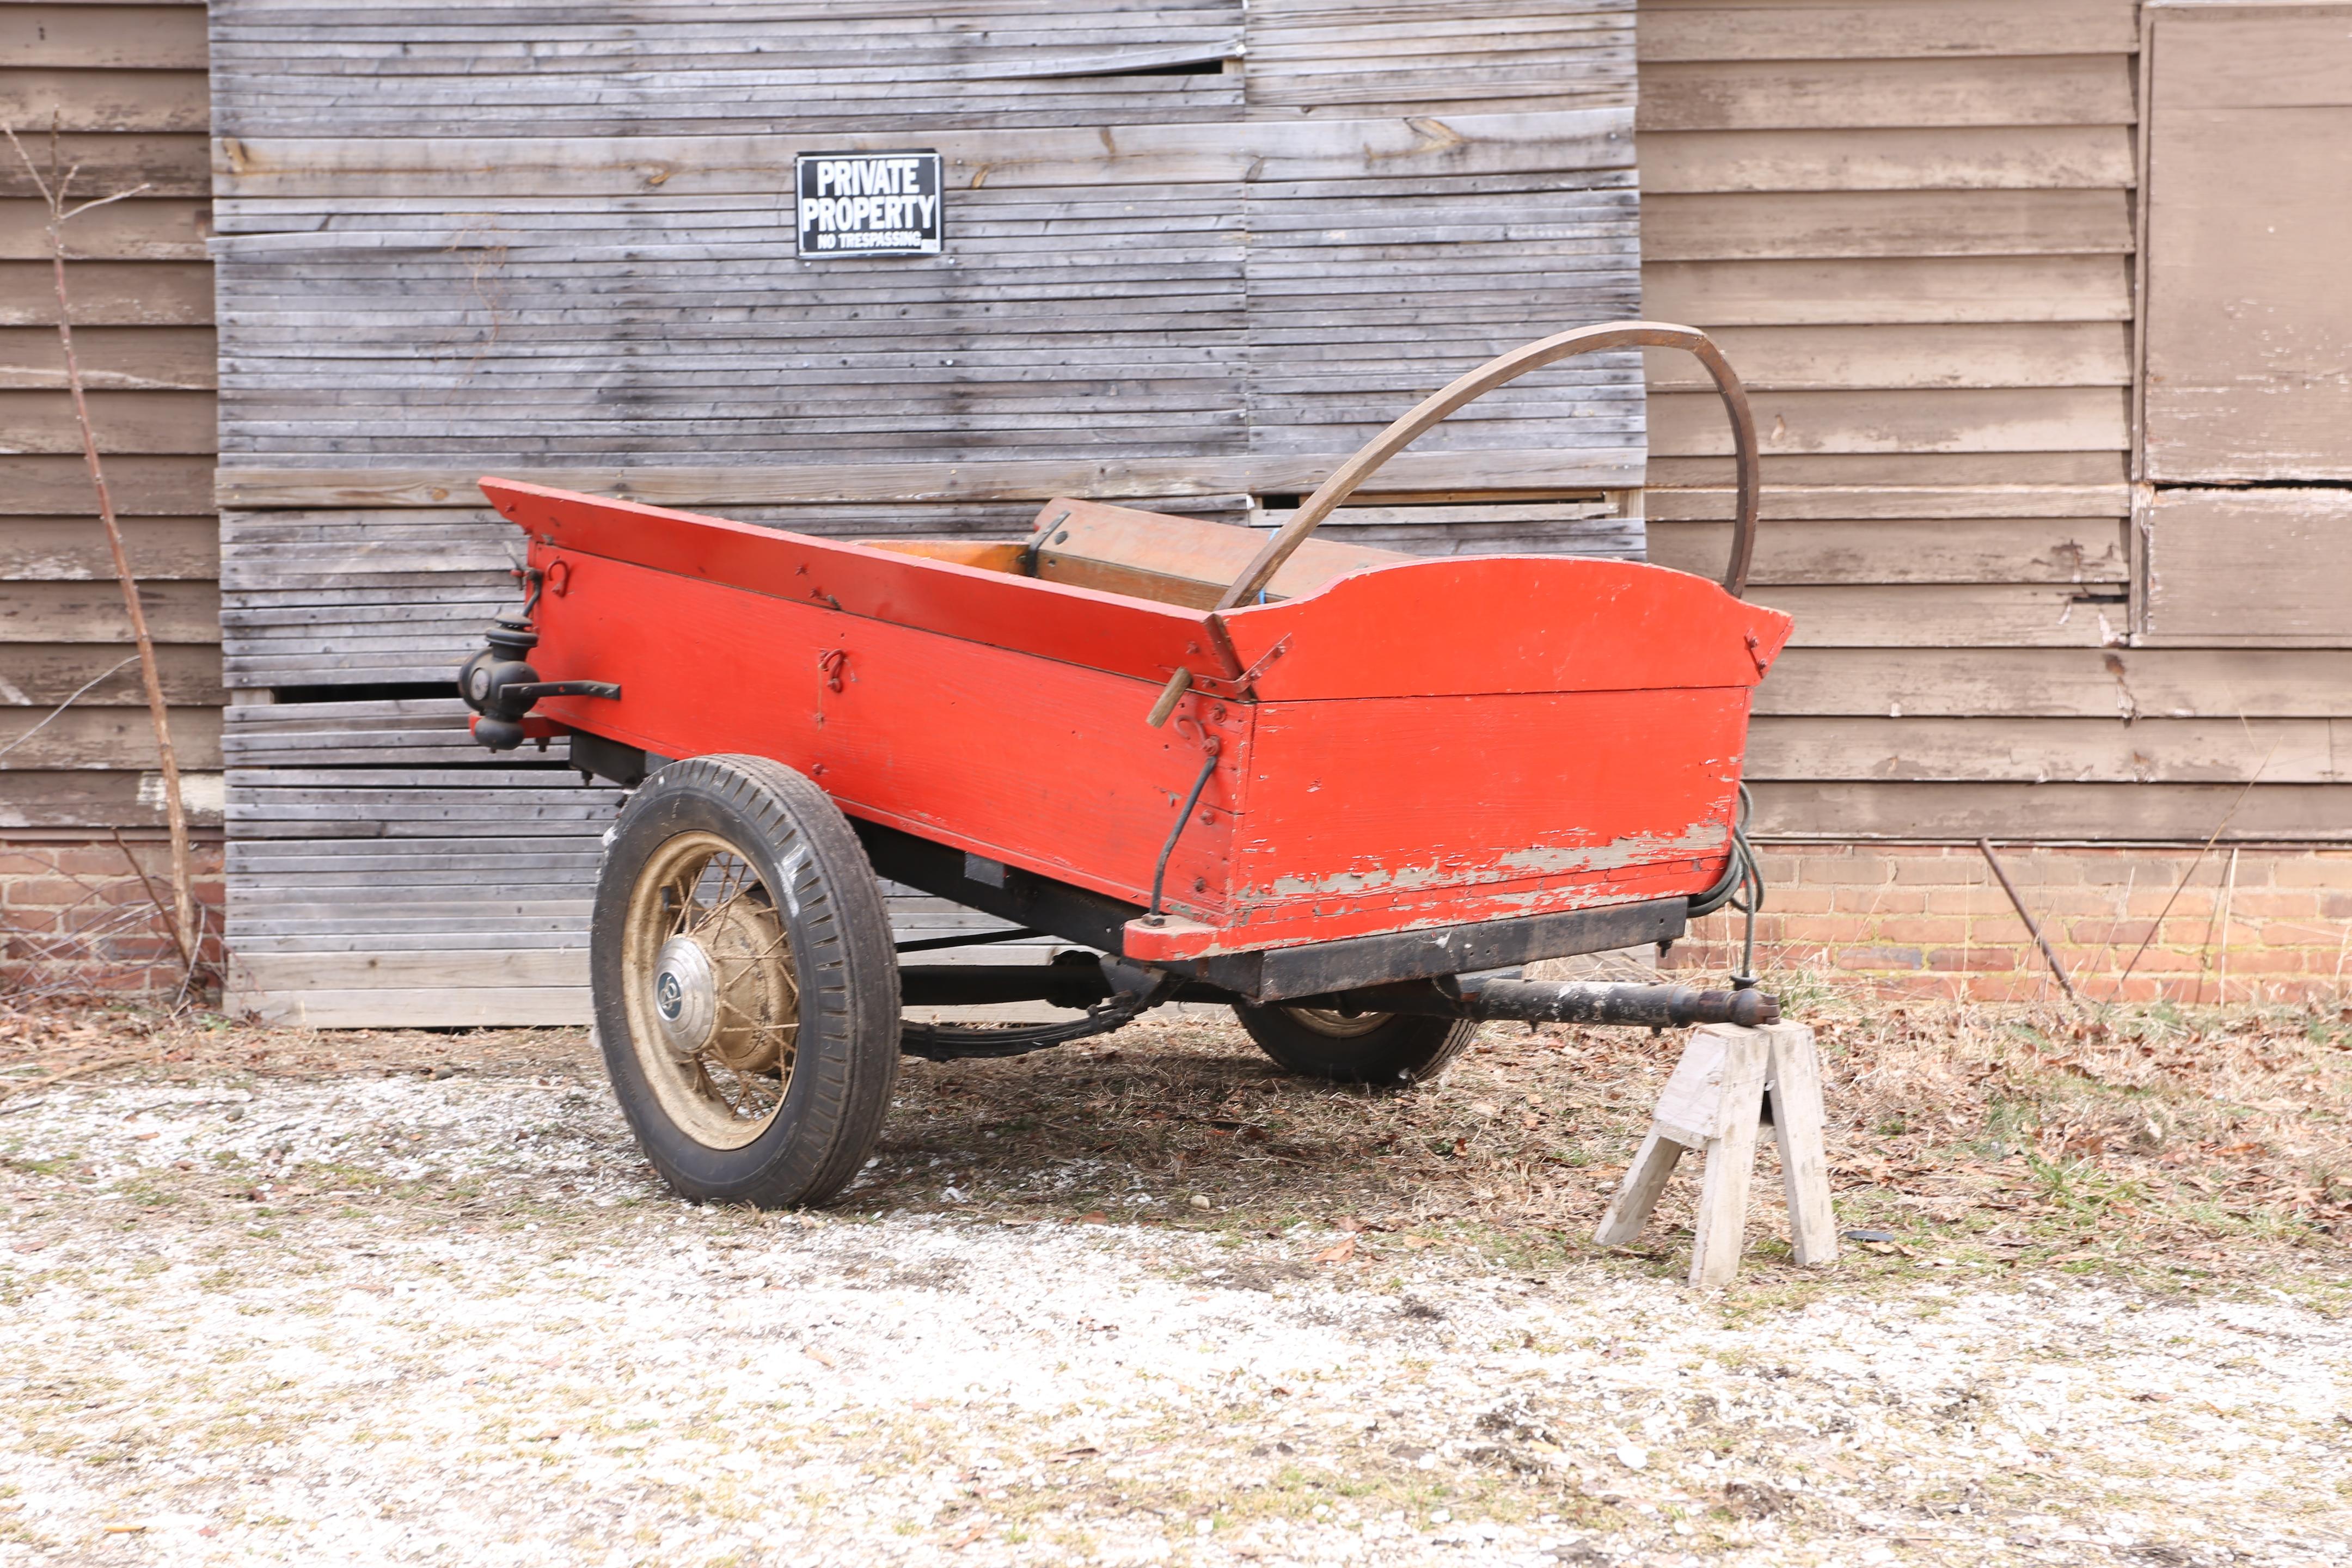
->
[652,935,718,1058]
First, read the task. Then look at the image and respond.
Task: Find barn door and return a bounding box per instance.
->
[2137,0,2352,645]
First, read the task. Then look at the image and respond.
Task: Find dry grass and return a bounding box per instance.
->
[4,978,2348,1294]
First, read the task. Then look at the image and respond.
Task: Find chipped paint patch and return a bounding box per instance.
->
[1263,819,1729,898]
[1496,819,1729,875]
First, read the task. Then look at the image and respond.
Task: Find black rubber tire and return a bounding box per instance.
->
[1232,1002,1480,1086]
[591,754,900,1207]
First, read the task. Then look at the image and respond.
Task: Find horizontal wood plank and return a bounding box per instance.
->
[1644,190,2130,262]
[1646,452,2129,488]
[0,133,207,200]
[0,454,216,514]
[0,513,216,578]
[1750,716,2350,785]
[1643,322,2129,393]
[0,765,220,829]
[1754,647,2352,720]
[0,578,219,642]
[213,112,1637,200]
[1651,387,2129,457]
[213,449,1645,510]
[1637,0,2138,64]
[0,387,215,454]
[225,985,590,1028]
[0,198,211,261]
[0,67,211,133]
[1642,482,2128,521]
[0,326,215,390]
[0,703,217,768]
[0,260,215,326]
[0,5,207,71]
[0,640,220,705]
[1761,583,2127,648]
[1650,517,2127,585]
[1751,781,2352,843]
[1641,126,2134,194]
[1638,56,2133,133]
[1642,256,2132,326]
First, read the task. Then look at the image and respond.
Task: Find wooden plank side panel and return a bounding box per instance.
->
[2142,7,2352,481]
[2142,488,2352,648]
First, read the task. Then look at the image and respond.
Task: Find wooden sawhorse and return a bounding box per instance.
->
[1594,1021,1839,1288]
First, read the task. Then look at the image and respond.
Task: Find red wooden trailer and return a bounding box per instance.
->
[456,324,1792,1205]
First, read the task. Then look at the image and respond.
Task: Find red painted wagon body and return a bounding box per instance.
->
[487,480,1790,971]
[455,323,1792,1206]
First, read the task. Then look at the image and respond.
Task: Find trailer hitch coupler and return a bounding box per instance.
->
[457,614,542,751]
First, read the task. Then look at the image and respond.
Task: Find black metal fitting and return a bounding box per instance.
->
[456,615,543,751]
[456,611,621,754]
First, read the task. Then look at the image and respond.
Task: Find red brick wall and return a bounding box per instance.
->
[1665,844,2352,1003]
[0,836,225,1002]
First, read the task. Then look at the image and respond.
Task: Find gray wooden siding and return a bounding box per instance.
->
[0,1,221,837]
[209,0,1642,1024]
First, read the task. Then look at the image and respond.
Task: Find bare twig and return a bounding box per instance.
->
[0,654,138,761]
[109,828,191,972]
[1977,839,2081,1006]
[2,120,189,970]
[2213,845,2241,1007]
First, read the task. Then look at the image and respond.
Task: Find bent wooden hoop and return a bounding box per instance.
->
[1215,321,1761,610]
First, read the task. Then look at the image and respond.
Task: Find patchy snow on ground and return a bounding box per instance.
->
[2,1064,2348,1567]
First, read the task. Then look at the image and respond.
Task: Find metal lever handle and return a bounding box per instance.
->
[1215,321,1761,609]
[502,680,621,701]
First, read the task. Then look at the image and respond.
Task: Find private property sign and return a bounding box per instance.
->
[794,151,945,258]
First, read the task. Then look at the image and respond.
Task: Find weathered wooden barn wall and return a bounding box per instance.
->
[1636,0,2351,845]
[0,1,223,990]
[208,0,1645,1024]
[0,2,217,824]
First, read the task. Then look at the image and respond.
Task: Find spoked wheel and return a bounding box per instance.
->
[1232,1001,1479,1086]
[592,755,899,1207]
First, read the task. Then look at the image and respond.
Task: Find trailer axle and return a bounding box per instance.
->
[896,959,1779,1051]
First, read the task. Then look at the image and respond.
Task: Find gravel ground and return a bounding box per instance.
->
[3,1022,2350,1567]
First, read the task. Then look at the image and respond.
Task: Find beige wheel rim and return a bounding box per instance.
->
[620,831,800,1149]
[1284,1006,1389,1039]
